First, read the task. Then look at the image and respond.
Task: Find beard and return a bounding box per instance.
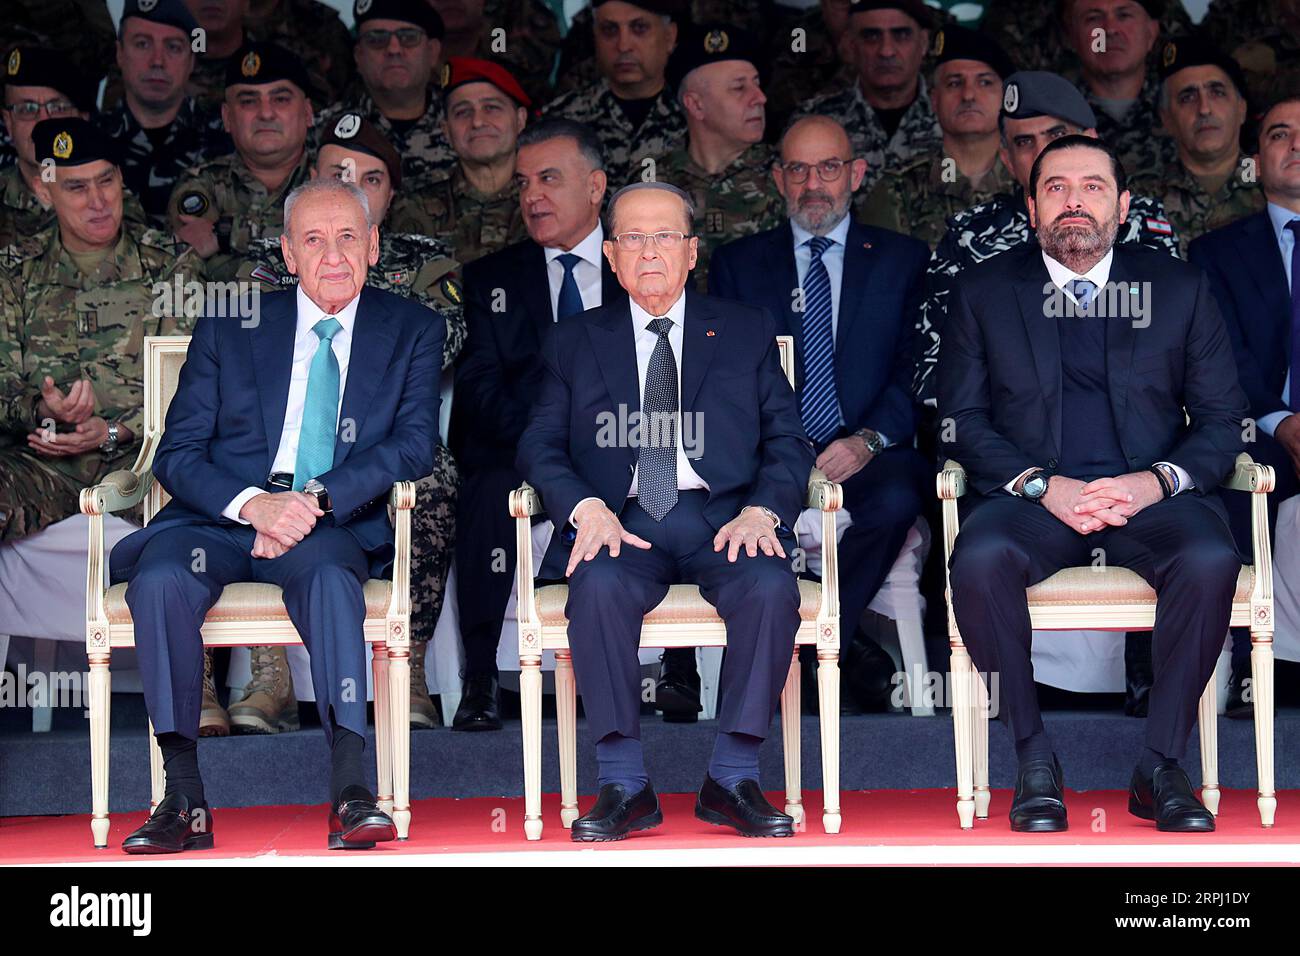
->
[787,186,852,235]
[1038,202,1121,267]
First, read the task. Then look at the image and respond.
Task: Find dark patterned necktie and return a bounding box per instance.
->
[800,235,841,443]
[637,317,678,521]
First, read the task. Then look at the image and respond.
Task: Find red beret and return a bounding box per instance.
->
[440,57,531,109]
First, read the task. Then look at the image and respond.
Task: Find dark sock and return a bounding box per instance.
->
[595,732,648,791]
[708,731,763,790]
[157,731,205,805]
[1014,730,1053,767]
[1139,746,1173,778]
[330,722,366,805]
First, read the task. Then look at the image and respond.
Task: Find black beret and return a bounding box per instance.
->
[225,42,312,95]
[354,0,445,39]
[932,25,1015,80]
[592,0,686,21]
[32,117,120,167]
[1158,35,1249,100]
[847,0,933,27]
[120,0,200,35]
[319,111,403,188]
[668,24,763,89]
[1000,70,1097,130]
[2,47,97,113]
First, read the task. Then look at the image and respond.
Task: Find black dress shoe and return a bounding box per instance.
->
[1129,761,1215,832]
[572,782,662,841]
[1009,755,1068,832]
[1225,665,1253,720]
[452,675,503,731]
[122,793,214,854]
[328,785,397,849]
[655,650,702,723]
[695,775,794,838]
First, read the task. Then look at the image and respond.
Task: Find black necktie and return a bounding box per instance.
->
[637,317,678,521]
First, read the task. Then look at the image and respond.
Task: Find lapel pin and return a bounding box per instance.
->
[706,329,716,336]
[863,242,872,249]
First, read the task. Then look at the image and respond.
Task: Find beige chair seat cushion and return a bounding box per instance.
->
[104,579,393,624]
[1026,565,1253,606]
[535,579,822,626]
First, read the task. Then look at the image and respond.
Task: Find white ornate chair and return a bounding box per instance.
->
[938,454,1276,828]
[511,336,843,840]
[81,335,416,848]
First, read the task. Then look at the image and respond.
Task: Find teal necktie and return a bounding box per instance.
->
[293,316,342,490]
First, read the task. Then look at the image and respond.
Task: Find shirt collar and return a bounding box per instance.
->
[1267,201,1300,248]
[295,283,360,338]
[791,211,851,251]
[629,289,687,329]
[545,221,604,268]
[1041,247,1113,293]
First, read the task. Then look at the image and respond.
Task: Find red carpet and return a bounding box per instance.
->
[3,789,1296,865]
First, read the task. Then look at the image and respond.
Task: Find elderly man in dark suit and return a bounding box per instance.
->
[940,135,1248,834]
[517,181,815,841]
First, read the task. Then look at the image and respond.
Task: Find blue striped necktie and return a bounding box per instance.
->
[800,235,842,444]
[556,252,584,320]
[293,316,342,490]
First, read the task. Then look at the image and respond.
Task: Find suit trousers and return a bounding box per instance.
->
[564,491,802,742]
[122,521,370,741]
[948,494,1240,759]
[454,463,525,677]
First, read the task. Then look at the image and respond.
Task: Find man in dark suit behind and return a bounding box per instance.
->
[1188,92,1300,718]
[940,135,1247,834]
[517,181,815,841]
[110,178,445,853]
[710,114,931,712]
[448,118,626,731]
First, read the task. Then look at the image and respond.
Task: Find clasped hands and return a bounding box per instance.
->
[239,491,325,559]
[565,499,784,577]
[26,376,131,457]
[1038,471,1165,534]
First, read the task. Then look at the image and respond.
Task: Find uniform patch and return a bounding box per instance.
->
[705,208,724,234]
[385,269,409,285]
[1145,217,1173,235]
[440,277,462,304]
[249,264,282,285]
[178,191,209,216]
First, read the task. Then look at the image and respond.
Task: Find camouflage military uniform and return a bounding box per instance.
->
[1231,28,1300,106]
[1202,0,1280,61]
[0,165,52,253]
[478,0,564,105]
[166,149,313,282]
[1079,74,1176,182]
[765,7,857,137]
[0,0,117,88]
[656,142,784,289]
[318,92,457,191]
[245,0,357,108]
[542,78,688,188]
[95,100,234,226]
[1129,154,1266,258]
[856,152,1014,249]
[0,223,201,542]
[237,233,468,644]
[387,167,526,267]
[792,79,944,195]
[913,188,1180,405]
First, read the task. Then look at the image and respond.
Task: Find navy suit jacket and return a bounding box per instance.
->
[707,219,929,445]
[1188,211,1291,422]
[450,237,625,473]
[110,286,445,580]
[937,243,1247,499]
[516,290,815,579]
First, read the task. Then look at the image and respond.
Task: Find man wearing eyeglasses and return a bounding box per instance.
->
[517,180,814,840]
[710,114,931,714]
[317,0,456,190]
[791,0,942,197]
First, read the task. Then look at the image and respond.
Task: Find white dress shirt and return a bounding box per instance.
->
[1004,250,1191,495]
[221,285,361,522]
[1259,201,1296,438]
[544,222,604,320]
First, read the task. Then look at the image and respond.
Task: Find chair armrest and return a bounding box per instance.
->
[1218,454,1275,619]
[806,467,842,512]
[385,480,416,644]
[1220,452,1276,495]
[79,467,152,517]
[808,468,842,646]
[937,459,967,500]
[510,482,543,518]
[512,482,543,650]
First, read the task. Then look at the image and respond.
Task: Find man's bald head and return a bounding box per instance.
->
[780,114,853,162]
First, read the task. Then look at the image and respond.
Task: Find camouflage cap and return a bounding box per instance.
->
[319,111,403,188]
[33,117,120,167]
[1000,70,1097,130]
[441,56,531,109]
[847,0,933,27]
[668,24,764,89]
[932,25,1015,80]
[120,0,200,36]
[225,42,312,96]
[354,0,445,40]
[2,47,97,112]
[1158,35,1249,100]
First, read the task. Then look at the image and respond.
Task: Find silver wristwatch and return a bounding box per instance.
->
[854,428,885,455]
[99,422,120,456]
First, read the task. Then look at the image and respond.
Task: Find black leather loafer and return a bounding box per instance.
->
[695,775,794,838]
[655,651,702,723]
[571,782,662,842]
[1129,761,1215,832]
[452,675,503,731]
[1009,755,1068,832]
[122,793,214,854]
[328,785,397,849]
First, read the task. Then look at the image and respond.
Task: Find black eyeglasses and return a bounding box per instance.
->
[358,27,427,50]
[779,158,852,183]
[3,99,78,119]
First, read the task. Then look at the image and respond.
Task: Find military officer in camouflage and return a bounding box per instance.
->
[0,1,118,93]
[432,0,563,106]
[1130,37,1265,257]
[792,0,943,197]
[318,0,457,190]
[388,57,529,266]
[858,26,1016,247]
[166,42,314,283]
[1218,0,1300,108]
[0,118,200,544]
[766,0,858,136]
[96,0,233,227]
[915,70,1180,407]
[542,0,688,189]
[657,24,782,289]
[236,113,466,730]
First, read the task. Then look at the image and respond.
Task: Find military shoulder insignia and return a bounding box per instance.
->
[1162,41,1177,68]
[333,113,361,139]
[933,30,945,57]
[440,277,462,305]
[6,49,19,76]
[249,264,283,285]
[703,29,729,54]
[52,131,73,160]
[178,191,209,216]
[241,51,261,78]
[1145,217,1173,235]
[1002,82,1019,114]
